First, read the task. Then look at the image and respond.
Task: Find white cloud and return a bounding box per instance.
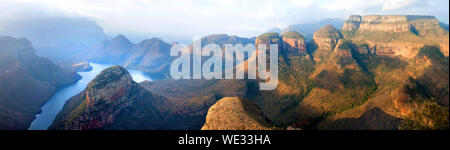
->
[226,25,266,31]
[257,2,275,19]
[321,0,426,13]
[291,0,315,7]
[382,0,420,11]
[321,0,383,12]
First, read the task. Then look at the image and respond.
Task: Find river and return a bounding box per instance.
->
[28,63,152,130]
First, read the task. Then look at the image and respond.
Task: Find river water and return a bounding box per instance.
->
[28,63,152,130]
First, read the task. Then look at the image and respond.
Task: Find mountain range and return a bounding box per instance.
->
[0,36,81,129]
[0,14,448,130]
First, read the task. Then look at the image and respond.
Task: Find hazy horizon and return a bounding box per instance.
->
[0,0,449,43]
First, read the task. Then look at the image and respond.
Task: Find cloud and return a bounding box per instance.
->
[382,0,420,11]
[321,0,429,13]
[321,0,383,12]
[226,25,266,31]
[0,0,447,39]
[291,0,315,7]
[257,2,275,19]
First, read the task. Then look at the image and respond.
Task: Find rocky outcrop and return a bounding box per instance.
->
[50,66,166,130]
[255,32,281,51]
[313,24,342,51]
[0,36,81,129]
[334,40,353,58]
[342,15,362,31]
[343,15,443,33]
[342,15,449,58]
[311,24,342,62]
[201,97,273,130]
[281,32,307,54]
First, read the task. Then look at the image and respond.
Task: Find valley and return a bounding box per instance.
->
[0,14,449,130]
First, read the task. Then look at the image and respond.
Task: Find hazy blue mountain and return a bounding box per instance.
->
[0,36,81,129]
[0,17,107,62]
[282,18,344,41]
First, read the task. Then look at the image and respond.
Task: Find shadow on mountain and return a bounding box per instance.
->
[323,107,402,130]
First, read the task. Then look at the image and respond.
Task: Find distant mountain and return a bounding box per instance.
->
[0,36,81,129]
[82,34,255,79]
[282,18,344,41]
[0,17,107,63]
[81,35,173,79]
[201,97,274,130]
[266,28,282,34]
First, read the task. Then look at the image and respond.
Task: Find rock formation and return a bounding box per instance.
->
[49,66,166,130]
[255,32,281,51]
[313,24,342,50]
[342,15,449,58]
[201,97,273,130]
[311,24,342,62]
[281,31,307,54]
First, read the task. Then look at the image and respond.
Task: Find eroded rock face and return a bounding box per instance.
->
[342,15,362,31]
[281,32,307,54]
[201,97,273,130]
[255,32,281,51]
[313,24,342,51]
[342,15,449,58]
[66,66,134,129]
[58,66,164,130]
[334,40,353,58]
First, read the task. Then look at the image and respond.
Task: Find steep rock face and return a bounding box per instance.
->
[313,24,342,50]
[312,24,342,62]
[50,66,166,130]
[255,32,281,50]
[342,15,449,58]
[0,36,81,129]
[281,32,307,54]
[342,15,362,31]
[201,97,273,130]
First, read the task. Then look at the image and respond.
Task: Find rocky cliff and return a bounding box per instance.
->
[0,36,81,129]
[311,24,342,62]
[255,32,281,50]
[342,15,449,58]
[49,66,166,130]
[201,97,273,130]
[281,32,307,54]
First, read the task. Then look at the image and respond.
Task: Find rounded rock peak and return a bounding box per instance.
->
[201,97,273,130]
[314,24,342,39]
[281,31,305,40]
[257,32,280,40]
[87,65,132,89]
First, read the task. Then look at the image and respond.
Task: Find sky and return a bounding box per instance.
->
[0,0,449,41]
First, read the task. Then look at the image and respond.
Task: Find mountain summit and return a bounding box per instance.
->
[50,66,166,130]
